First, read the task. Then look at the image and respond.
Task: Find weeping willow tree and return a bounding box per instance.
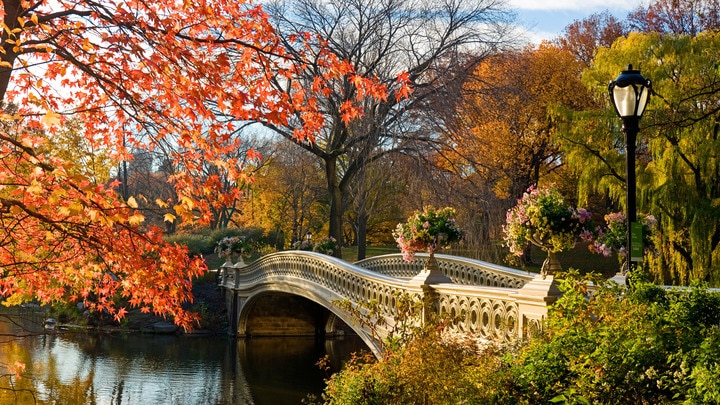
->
[559,32,720,285]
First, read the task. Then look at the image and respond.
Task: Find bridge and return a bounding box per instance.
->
[217,251,561,357]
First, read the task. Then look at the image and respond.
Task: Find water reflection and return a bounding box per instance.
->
[0,312,367,405]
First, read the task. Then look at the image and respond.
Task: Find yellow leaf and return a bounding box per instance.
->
[127,196,138,208]
[81,38,93,52]
[164,213,176,223]
[3,293,28,307]
[128,213,145,226]
[26,180,43,195]
[155,198,168,208]
[68,201,83,215]
[180,195,195,209]
[41,111,60,127]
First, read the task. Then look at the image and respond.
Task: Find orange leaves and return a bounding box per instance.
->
[7,361,26,380]
[395,71,414,101]
[0,0,396,331]
[340,100,363,124]
[114,307,128,322]
[0,128,205,330]
[245,147,262,162]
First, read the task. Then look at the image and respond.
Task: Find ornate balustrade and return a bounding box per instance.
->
[218,251,559,356]
[432,279,557,342]
[219,251,415,323]
[355,253,534,288]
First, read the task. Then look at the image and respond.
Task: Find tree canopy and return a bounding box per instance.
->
[0,0,386,327]
[562,31,720,284]
[448,44,593,201]
[260,0,515,257]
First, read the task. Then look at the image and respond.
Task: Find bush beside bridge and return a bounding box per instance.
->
[311,271,720,405]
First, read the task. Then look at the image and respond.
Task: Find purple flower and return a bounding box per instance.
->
[577,208,592,223]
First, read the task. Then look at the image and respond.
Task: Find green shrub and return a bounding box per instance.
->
[320,271,720,405]
[314,294,505,404]
[210,227,268,252]
[498,271,720,405]
[165,227,269,256]
[164,233,214,255]
[685,328,720,403]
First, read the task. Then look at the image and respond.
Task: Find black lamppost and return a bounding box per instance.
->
[305,231,312,242]
[608,64,651,273]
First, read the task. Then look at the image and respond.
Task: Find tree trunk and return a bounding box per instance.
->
[326,157,344,259]
[356,213,368,260]
[0,0,22,101]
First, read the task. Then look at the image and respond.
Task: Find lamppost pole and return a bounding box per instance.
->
[608,64,651,274]
[623,114,638,260]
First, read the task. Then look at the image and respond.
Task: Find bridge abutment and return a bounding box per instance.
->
[240,293,329,338]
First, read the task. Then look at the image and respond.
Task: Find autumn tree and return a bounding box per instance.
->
[554,11,626,66]
[41,117,113,185]
[449,44,594,202]
[627,0,720,35]
[0,0,387,332]
[117,148,178,233]
[258,0,515,257]
[194,134,267,231]
[563,32,720,284]
[237,140,328,247]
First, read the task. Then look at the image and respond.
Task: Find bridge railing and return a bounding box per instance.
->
[355,253,534,288]
[432,277,559,342]
[218,251,559,353]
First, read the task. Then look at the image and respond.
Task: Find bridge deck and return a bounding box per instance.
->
[218,251,560,357]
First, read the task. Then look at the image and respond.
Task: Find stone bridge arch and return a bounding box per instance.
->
[218,251,560,358]
[234,283,380,355]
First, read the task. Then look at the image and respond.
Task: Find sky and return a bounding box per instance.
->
[510,0,645,43]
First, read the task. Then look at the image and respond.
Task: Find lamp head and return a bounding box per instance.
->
[608,64,652,118]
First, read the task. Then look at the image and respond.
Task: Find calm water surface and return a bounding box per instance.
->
[0,310,367,405]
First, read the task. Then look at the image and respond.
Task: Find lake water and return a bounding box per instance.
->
[0,310,367,405]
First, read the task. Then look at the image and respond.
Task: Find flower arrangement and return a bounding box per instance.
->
[503,184,593,257]
[292,239,314,251]
[312,236,338,256]
[589,211,657,261]
[214,235,252,259]
[292,236,338,255]
[393,206,463,262]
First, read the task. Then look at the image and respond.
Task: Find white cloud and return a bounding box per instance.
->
[508,0,640,11]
